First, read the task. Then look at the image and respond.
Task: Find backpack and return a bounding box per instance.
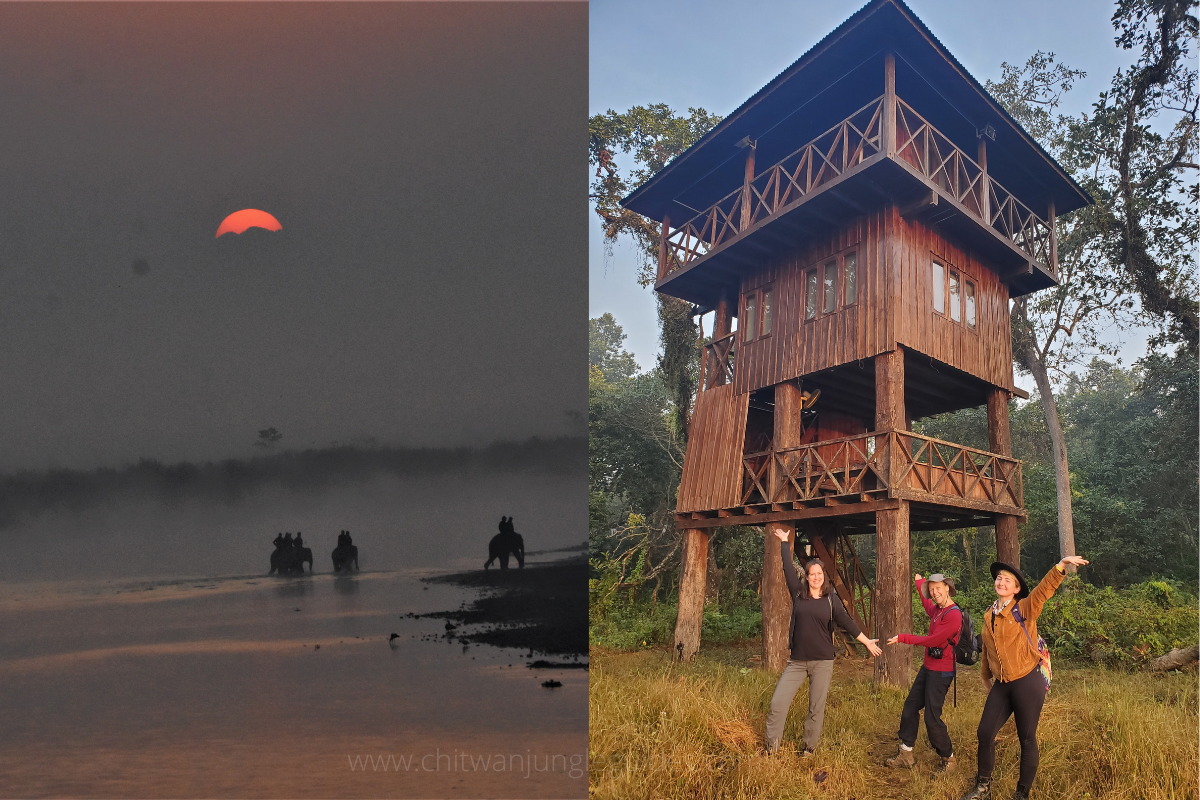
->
[953,607,980,666]
[1011,603,1053,691]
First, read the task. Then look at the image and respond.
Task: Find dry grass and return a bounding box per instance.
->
[589,644,1198,800]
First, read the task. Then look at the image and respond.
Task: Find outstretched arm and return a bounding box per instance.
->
[1022,556,1087,621]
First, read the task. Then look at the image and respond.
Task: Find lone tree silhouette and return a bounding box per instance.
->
[254,427,283,449]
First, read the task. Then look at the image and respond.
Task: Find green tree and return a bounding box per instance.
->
[589,315,684,597]
[1075,0,1199,347]
[589,313,639,382]
[589,105,723,439]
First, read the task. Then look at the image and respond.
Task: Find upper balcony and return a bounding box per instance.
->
[654,93,1058,306]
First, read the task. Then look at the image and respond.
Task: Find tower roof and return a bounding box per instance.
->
[621,0,1092,224]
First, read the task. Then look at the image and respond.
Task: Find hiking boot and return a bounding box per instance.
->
[934,754,956,774]
[1011,787,1030,800]
[957,776,991,800]
[884,745,915,769]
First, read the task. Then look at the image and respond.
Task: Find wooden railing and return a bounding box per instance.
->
[699,332,736,391]
[894,99,1051,267]
[741,430,1023,510]
[660,95,1052,277]
[809,531,875,635]
[664,97,884,273]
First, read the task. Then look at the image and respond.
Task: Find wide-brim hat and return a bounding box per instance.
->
[920,573,957,600]
[990,561,1030,600]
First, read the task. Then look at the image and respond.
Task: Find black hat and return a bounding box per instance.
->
[989,561,1029,600]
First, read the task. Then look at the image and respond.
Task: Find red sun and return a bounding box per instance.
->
[216,209,282,238]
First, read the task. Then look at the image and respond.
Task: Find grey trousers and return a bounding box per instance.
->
[765,659,835,752]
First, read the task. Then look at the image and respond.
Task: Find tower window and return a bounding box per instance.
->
[762,288,773,335]
[822,260,838,314]
[804,270,818,320]
[744,292,757,340]
[965,280,977,329]
[844,251,857,305]
[932,261,945,314]
[949,270,961,322]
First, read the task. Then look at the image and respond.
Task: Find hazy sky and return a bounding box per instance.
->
[589,0,1157,379]
[0,2,586,471]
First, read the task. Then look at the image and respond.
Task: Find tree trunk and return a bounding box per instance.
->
[673,528,709,661]
[873,348,911,688]
[1021,345,1077,571]
[987,388,1021,568]
[1148,644,1199,671]
[874,502,912,688]
[761,523,794,673]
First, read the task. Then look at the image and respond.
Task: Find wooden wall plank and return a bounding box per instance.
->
[729,204,1016,397]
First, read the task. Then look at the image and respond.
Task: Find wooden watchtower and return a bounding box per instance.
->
[620,0,1090,686]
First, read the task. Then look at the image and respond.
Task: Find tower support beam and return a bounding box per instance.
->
[762,522,795,672]
[988,387,1021,567]
[874,347,911,687]
[673,528,709,660]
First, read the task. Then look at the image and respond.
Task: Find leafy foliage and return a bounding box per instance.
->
[1037,576,1199,665]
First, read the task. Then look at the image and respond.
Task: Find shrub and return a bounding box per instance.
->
[1037,576,1199,666]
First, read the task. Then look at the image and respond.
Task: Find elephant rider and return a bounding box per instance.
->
[294,532,304,549]
[273,533,284,549]
[283,533,294,548]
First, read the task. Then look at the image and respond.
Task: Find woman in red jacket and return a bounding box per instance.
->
[883,572,962,774]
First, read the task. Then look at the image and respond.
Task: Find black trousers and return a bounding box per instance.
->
[977,667,1048,790]
[897,665,955,757]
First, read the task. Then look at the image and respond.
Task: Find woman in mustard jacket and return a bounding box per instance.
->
[957,555,1088,800]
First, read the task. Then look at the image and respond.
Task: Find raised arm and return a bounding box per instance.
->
[779,538,801,598]
[1020,556,1086,622]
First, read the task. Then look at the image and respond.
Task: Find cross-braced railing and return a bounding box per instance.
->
[664,97,884,274]
[745,98,883,227]
[891,431,1024,508]
[741,430,1022,510]
[809,531,875,636]
[894,99,1051,268]
[658,95,1054,281]
[699,332,736,391]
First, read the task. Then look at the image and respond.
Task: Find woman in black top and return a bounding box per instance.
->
[764,529,881,754]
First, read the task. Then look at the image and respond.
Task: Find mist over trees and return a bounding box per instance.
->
[0,437,584,533]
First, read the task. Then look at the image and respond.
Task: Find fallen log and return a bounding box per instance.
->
[1147,644,1199,671]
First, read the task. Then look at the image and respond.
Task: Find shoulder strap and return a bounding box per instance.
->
[928,604,958,647]
[1010,603,1042,655]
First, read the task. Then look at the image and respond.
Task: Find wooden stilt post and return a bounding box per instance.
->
[761,380,805,671]
[977,136,990,223]
[657,215,671,284]
[1047,199,1057,277]
[762,522,795,672]
[740,143,756,231]
[712,293,731,388]
[874,347,911,688]
[673,528,709,661]
[988,388,1021,568]
[883,53,896,158]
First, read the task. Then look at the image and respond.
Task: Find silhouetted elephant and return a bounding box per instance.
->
[485,531,524,570]
[331,544,359,572]
[269,546,313,576]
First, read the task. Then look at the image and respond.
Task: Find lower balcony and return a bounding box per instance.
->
[677,429,1024,530]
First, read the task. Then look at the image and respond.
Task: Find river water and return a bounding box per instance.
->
[0,471,587,798]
